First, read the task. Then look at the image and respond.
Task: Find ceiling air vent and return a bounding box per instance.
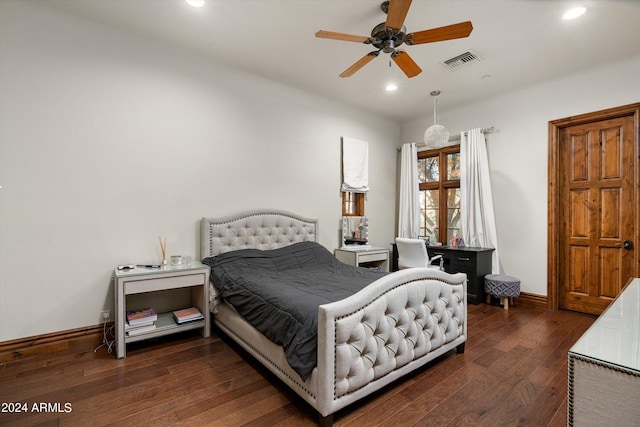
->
[442,51,480,70]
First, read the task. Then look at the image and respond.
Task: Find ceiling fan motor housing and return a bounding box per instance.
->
[369,22,407,53]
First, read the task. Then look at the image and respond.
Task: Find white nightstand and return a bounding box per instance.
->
[114,262,210,358]
[334,246,389,272]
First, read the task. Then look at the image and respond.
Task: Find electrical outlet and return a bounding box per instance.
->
[101,310,110,321]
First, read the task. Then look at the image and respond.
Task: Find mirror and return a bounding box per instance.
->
[342,216,368,247]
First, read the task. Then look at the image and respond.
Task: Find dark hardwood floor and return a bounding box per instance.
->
[0,302,595,426]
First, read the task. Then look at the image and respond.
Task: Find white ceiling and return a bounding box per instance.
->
[49,0,640,123]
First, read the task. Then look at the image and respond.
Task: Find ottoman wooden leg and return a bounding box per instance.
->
[486,294,491,304]
[503,297,509,310]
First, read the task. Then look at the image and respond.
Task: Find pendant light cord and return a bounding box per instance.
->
[433,96,438,125]
[430,90,441,126]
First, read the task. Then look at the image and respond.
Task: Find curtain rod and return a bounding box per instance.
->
[397,126,496,151]
[452,126,495,141]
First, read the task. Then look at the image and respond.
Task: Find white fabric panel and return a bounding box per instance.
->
[398,143,420,238]
[341,136,369,193]
[460,128,500,273]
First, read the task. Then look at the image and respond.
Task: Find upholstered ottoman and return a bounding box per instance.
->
[484,274,520,310]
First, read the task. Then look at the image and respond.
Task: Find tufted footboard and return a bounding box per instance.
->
[315,267,467,419]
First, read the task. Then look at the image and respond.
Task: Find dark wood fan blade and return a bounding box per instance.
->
[407,21,473,45]
[315,30,369,43]
[385,0,412,30]
[391,50,422,78]
[339,52,379,78]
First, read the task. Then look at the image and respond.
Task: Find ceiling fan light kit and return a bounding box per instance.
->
[315,0,473,78]
[424,90,449,148]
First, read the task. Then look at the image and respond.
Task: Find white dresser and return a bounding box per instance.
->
[568,278,640,426]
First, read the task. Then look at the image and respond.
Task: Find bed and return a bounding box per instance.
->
[201,209,467,426]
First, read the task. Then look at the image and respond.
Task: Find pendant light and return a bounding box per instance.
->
[424,90,449,148]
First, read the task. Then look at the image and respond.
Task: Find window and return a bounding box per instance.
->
[417,146,461,244]
[342,191,365,216]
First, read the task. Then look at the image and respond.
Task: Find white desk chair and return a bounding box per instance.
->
[396,238,443,270]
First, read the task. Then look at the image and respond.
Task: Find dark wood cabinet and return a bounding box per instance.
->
[392,244,494,305]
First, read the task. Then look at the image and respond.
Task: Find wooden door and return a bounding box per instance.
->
[550,105,639,315]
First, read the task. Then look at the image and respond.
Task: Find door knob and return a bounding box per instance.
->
[623,240,633,250]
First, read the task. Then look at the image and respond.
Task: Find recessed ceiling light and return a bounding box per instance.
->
[385,83,398,92]
[185,0,205,7]
[562,6,586,20]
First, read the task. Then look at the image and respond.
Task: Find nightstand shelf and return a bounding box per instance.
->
[114,262,210,358]
[124,312,206,343]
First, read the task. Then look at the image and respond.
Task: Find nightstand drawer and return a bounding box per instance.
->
[125,273,206,294]
[359,252,387,263]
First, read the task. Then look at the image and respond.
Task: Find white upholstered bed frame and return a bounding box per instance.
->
[201,209,467,426]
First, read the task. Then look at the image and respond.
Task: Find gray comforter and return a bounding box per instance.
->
[203,241,386,380]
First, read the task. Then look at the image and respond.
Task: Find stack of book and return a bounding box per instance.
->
[172,307,204,324]
[126,308,157,336]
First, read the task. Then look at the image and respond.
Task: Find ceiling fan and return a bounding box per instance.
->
[315,0,473,78]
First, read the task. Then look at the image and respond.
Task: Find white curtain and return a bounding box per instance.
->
[460,129,500,273]
[398,143,420,238]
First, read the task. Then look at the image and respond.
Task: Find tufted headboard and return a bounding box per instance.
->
[201,209,319,259]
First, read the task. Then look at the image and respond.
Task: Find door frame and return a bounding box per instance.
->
[548,102,640,310]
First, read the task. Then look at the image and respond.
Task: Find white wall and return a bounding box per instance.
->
[401,55,640,297]
[3,0,638,342]
[0,1,399,341]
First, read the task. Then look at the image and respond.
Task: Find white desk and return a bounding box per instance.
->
[568,278,640,426]
[334,246,389,272]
